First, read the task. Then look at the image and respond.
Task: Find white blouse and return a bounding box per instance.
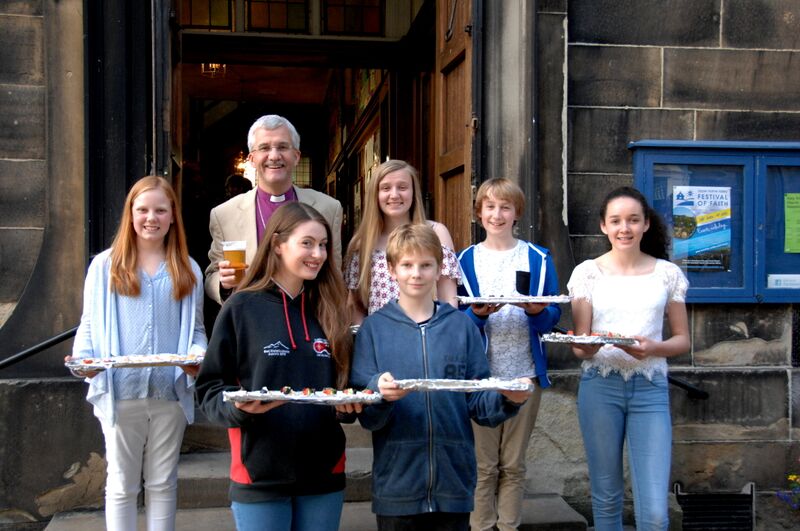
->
[567,258,688,380]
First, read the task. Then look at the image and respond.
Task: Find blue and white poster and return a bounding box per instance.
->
[672,186,731,271]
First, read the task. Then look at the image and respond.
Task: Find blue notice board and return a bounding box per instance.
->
[631,141,800,303]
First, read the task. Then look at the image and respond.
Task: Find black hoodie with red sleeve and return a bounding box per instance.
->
[196,286,345,503]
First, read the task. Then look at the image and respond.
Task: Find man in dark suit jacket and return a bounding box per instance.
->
[205,114,343,304]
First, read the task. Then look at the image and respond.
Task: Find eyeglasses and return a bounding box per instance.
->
[252,143,293,154]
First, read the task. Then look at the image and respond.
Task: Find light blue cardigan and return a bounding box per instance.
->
[72,249,207,425]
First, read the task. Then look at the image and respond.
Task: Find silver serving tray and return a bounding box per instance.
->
[541,333,637,346]
[65,354,203,371]
[457,295,572,305]
[222,388,383,405]
[393,378,534,392]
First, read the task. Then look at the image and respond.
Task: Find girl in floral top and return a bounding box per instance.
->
[344,160,460,323]
[567,186,689,531]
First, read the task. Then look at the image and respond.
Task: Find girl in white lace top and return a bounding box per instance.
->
[567,186,689,531]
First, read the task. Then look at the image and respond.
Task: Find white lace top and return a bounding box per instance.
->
[567,258,688,380]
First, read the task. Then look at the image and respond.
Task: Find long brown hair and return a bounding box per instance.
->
[239,202,353,387]
[109,176,196,300]
[344,159,427,311]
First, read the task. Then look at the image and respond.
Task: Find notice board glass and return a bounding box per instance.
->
[631,141,800,303]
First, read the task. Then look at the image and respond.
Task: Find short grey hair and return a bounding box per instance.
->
[247,115,301,152]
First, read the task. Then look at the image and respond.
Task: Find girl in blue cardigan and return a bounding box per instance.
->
[457,178,561,531]
[68,176,207,531]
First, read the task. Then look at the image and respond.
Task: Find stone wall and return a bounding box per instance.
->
[535,0,800,527]
[0,0,90,522]
[0,1,45,329]
[566,0,800,259]
[0,380,104,524]
[0,0,85,376]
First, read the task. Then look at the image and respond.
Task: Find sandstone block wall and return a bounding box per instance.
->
[0,1,45,329]
[536,1,800,527]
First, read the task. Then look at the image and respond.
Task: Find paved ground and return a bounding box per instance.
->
[46,503,379,531]
[46,495,594,531]
[46,508,236,531]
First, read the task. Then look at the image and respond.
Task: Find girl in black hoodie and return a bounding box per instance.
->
[196,202,352,531]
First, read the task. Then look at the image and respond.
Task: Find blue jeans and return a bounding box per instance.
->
[577,368,671,531]
[231,490,344,531]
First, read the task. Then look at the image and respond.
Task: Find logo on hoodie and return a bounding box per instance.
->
[313,338,331,358]
[263,341,290,357]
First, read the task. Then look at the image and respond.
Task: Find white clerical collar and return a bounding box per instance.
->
[269,194,286,203]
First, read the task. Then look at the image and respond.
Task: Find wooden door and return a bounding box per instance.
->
[434,0,475,250]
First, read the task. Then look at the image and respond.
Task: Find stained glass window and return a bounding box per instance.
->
[180,0,233,30]
[323,0,382,36]
[248,0,309,33]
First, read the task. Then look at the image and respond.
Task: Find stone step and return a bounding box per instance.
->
[519,493,588,530]
[181,420,228,453]
[342,447,373,502]
[175,452,230,509]
[342,419,372,448]
[181,408,229,453]
[176,447,373,508]
[339,502,376,531]
[46,496,585,531]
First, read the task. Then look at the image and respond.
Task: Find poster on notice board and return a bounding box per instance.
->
[785,193,800,253]
[672,186,731,272]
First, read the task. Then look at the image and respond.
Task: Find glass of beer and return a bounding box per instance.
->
[222,240,247,284]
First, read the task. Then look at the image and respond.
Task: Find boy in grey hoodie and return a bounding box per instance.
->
[350,223,533,531]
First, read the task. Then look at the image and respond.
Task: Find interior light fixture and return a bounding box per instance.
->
[200,63,227,78]
[234,150,248,173]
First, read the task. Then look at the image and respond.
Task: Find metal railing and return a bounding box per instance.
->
[0,326,78,371]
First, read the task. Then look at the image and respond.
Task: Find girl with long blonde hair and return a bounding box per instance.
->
[196,201,353,531]
[69,176,207,531]
[344,159,460,323]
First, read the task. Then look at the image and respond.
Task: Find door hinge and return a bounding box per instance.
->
[470,114,479,130]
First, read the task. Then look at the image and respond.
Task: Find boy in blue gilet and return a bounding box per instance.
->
[457,178,561,531]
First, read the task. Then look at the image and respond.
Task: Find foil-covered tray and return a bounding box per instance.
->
[456,295,572,305]
[541,333,637,346]
[65,354,204,371]
[223,387,383,405]
[393,378,535,393]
